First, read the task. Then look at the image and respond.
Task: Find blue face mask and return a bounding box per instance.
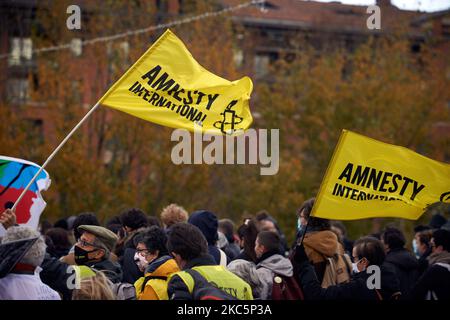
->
[412,239,420,259]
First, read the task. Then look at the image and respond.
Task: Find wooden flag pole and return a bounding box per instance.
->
[11,102,101,211]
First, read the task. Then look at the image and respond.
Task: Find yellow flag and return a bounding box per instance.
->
[312,130,450,220]
[99,29,253,135]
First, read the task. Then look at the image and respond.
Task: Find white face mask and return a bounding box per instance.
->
[412,239,420,258]
[134,252,149,272]
[352,258,363,274]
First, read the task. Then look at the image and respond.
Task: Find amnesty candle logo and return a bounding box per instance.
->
[99,29,253,135]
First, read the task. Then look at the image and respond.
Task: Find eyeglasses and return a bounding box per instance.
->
[77,239,101,249]
[136,248,150,257]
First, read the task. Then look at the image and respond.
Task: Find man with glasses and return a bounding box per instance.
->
[40,225,123,299]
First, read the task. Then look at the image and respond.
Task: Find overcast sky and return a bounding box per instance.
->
[308,0,450,12]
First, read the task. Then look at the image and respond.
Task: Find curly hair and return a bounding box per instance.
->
[160,203,188,228]
[1,226,46,267]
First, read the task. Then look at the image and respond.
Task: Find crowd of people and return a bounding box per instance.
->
[0,198,449,300]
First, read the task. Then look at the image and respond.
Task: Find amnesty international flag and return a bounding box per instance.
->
[99,29,253,135]
[312,130,450,220]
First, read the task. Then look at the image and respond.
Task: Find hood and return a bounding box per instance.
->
[145,255,179,277]
[256,254,293,277]
[427,251,450,265]
[188,210,218,245]
[303,230,341,257]
[385,248,419,270]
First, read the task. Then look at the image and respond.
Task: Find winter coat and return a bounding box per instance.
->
[295,259,401,300]
[255,251,293,299]
[408,262,450,300]
[40,253,122,300]
[383,248,419,296]
[303,230,345,283]
[134,255,179,300]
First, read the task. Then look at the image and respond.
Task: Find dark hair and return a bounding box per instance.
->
[73,212,100,240]
[120,208,148,230]
[330,221,347,237]
[432,229,450,251]
[382,227,406,250]
[417,230,433,248]
[219,219,235,243]
[257,231,280,253]
[45,228,71,250]
[54,218,69,230]
[147,216,162,228]
[297,198,315,220]
[167,223,208,261]
[414,225,431,234]
[139,226,168,256]
[354,236,386,266]
[237,218,259,262]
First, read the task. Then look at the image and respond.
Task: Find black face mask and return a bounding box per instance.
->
[74,245,97,265]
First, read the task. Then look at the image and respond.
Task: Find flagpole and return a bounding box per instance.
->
[11,101,101,212]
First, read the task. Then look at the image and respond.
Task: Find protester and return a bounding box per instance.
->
[236,218,259,262]
[293,236,401,300]
[254,231,294,299]
[409,229,450,300]
[219,218,241,260]
[72,270,116,300]
[188,210,229,266]
[0,225,61,300]
[330,221,353,256]
[256,210,289,256]
[295,198,351,287]
[116,208,149,284]
[62,212,101,264]
[45,227,72,259]
[166,222,253,300]
[160,203,189,230]
[381,227,419,296]
[414,228,434,276]
[133,226,179,300]
[40,225,122,299]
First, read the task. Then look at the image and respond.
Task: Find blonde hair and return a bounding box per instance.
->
[72,271,116,300]
[160,203,188,228]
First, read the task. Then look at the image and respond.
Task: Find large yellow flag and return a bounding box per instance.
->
[99,29,253,135]
[312,130,450,220]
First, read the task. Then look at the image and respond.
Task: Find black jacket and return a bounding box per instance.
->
[167,254,217,300]
[383,248,419,296]
[295,260,400,300]
[408,263,450,300]
[121,247,143,284]
[40,253,123,300]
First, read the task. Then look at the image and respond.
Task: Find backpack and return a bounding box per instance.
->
[184,269,238,300]
[271,274,304,300]
[111,282,136,300]
[321,253,352,288]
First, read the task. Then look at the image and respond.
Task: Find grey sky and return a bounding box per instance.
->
[308,0,450,12]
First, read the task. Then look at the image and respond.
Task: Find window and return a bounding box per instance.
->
[8,37,32,66]
[7,78,29,103]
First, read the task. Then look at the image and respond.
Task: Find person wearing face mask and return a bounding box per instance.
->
[133,226,179,300]
[292,236,401,300]
[39,225,122,299]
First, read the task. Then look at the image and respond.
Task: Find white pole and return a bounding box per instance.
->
[11,101,101,211]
